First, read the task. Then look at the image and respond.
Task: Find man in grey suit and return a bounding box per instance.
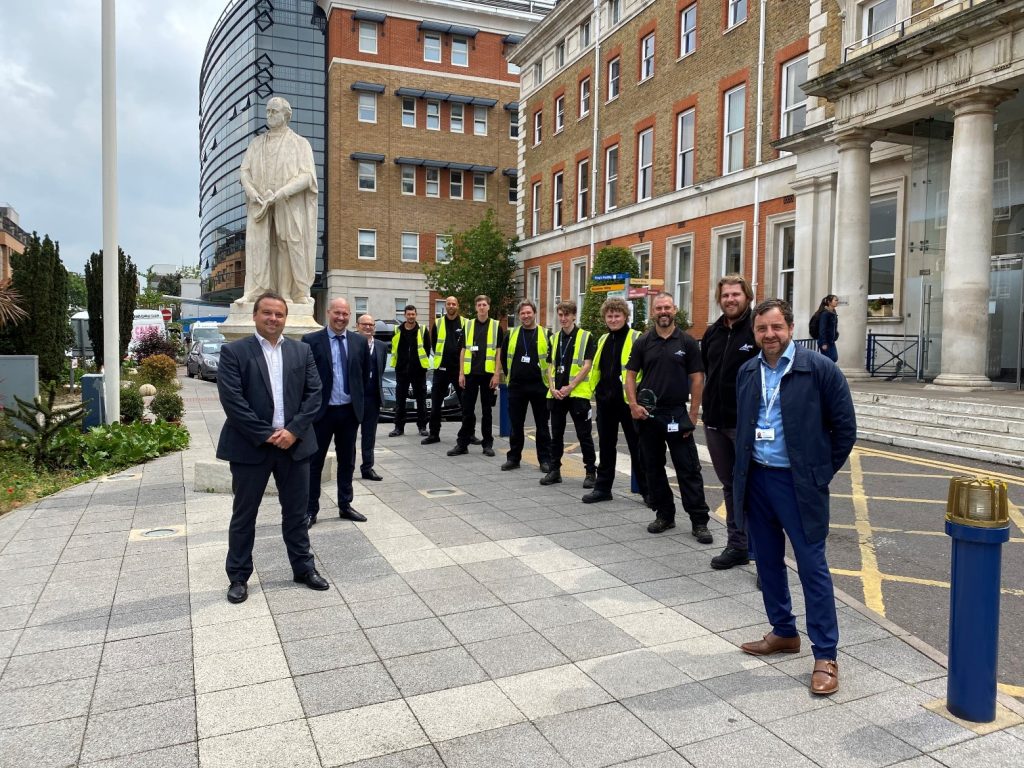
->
[216,291,328,604]
[303,297,370,525]
[357,313,387,481]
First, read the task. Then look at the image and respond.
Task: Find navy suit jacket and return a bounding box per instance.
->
[366,337,387,402]
[732,345,857,543]
[302,328,370,423]
[216,334,323,463]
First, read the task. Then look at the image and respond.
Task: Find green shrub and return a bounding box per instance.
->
[138,354,177,387]
[51,420,190,473]
[131,327,180,363]
[150,389,184,422]
[120,387,144,424]
[8,382,85,469]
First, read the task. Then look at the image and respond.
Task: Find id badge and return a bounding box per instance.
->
[556,365,565,374]
[667,420,680,433]
[469,345,479,352]
[520,355,531,364]
[755,427,776,441]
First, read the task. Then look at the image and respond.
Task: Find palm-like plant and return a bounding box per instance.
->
[0,282,29,328]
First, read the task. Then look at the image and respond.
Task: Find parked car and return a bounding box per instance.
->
[185,340,223,381]
[371,319,461,423]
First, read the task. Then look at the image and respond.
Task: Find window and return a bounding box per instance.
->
[508,177,517,204]
[424,34,442,62]
[723,84,745,173]
[533,61,543,85]
[358,229,376,260]
[549,266,563,319]
[358,161,376,191]
[577,159,589,220]
[727,0,747,28]
[607,57,620,100]
[579,77,591,117]
[574,261,588,311]
[357,93,376,123]
[863,0,897,43]
[869,194,897,303]
[671,240,693,318]
[680,5,697,57]
[605,144,618,212]
[435,299,446,317]
[528,269,540,303]
[721,233,743,275]
[555,39,566,68]
[452,36,469,67]
[426,167,440,197]
[777,223,796,305]
[781,55,808,138]
[450,103,464,133]
[426,100,440,130]
[450,169,463,199]
[401,232,419,262]
[609,0,622,25]
[509,109,519,139]
[635,246,651,284]
[354,296,368,315]
[676,109,694,189]
[533,110,543,145]
[555,95,565,133]
[436,235,451,263]
[637,128,653,202]
[402,98,416,128]
[358,22,377,54]
[580,20,592,48]
[473,106,488,136]
[394,298,408,323]
[532,182,542,236]
[508,61,521,76]
[552,172,564,228]
[473,172,487,202]
[401,165,415,195]
[995,160,1011,220]
[640,33,655,81]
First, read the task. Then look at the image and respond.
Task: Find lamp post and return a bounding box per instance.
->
[102,0,120,423]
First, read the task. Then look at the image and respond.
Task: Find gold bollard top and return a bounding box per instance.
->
[946,476,1009,528]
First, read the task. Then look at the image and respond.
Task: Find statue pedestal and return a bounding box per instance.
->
[219,300,321,340]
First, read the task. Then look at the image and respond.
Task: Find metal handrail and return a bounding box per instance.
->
[843,0,984,62]
[866,332,920,379]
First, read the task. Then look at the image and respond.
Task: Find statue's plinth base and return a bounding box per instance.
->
[195,455,335,494]
[219,300,321,340]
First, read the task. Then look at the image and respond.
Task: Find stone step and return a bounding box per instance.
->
[857,429,1024,469]
[852,391,1024,422]
[856,413,1024,453]
[854,402,1022,436]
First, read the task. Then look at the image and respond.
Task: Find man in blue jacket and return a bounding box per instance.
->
[733,299,856,695]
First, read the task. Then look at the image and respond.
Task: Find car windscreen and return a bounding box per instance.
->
[201,343,222,354]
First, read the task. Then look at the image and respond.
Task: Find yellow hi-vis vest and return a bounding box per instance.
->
[504,325,550,386]
[432,315,468,370]
[547,327,594,400]
[590,329,641,402]
[462,317,499,374]
[389,324,429,369]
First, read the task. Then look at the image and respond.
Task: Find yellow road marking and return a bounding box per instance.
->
[849,450,886,615]
[1008,500,1024,538]
[999,682,1024,697]
[830,567,1024,596]
[855,445,1024,488]
[859,471,953,478]
[833,494,946,505]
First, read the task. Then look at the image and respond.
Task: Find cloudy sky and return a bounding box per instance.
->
[1,0,227,275]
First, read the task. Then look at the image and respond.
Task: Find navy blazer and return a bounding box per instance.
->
[366,337,387,402]
[732,345,857,543]
[302,328,370,423]
[216,335,323,463]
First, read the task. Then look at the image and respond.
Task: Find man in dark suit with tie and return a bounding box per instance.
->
[216,291,329,604]
[357,313,386,481]
[303,297,370,526]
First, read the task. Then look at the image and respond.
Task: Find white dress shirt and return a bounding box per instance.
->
[256,332,286,429]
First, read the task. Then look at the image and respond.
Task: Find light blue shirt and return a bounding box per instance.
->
[327,328,351,406]
[752,340,796,468]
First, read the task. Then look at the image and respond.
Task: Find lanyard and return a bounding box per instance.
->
[519,328,530,357]
[760,356,794,426]
[558,330,573,366]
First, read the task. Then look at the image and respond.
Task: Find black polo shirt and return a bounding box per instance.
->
[550,326,596,389]
[595,326,632,401]
[625,327,703,408]
[431,316,464,371]
[395,323,424,374]
[458,319,504,376]
[504,327,546,389]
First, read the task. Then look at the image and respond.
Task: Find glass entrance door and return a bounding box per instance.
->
[988,254,1024,388]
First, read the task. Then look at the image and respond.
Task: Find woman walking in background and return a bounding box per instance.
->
[815,295,839,362]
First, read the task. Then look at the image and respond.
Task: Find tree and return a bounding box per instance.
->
[0,233,70,382]
[137,288,165,310]
[156,272,181,297]
[579,246,647,334]
[67,272,88,311]
[423,209,519,321]
[84,247,138,362]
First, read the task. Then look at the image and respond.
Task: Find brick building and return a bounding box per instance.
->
[0,204,28,284]
[511,0,813,335]
[317,0,552,322]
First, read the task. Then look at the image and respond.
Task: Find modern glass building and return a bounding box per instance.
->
[199,0,326,304]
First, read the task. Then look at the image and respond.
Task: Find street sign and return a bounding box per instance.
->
[592,273,630,281]
[630,278,665,286]
[160,307,172,323]
[627,287,648,299]
[591,283,626,293]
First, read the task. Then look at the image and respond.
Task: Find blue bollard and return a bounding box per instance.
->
[498,383,511,438]
[944,477,1010,723]
[80,373,106,429]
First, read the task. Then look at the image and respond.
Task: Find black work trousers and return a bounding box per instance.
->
[457,373,495,448]
[428,367,461,438]
[394,368,427,431]
[548,396,596,472]
[638,420,710,527]
[594,396,647,496]
[360,394,380,474]
[507,382,552,465]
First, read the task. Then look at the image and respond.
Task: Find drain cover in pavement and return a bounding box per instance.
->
[128,525,186,542]
[418,487,464,498]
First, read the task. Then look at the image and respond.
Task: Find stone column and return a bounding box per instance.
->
[931,89,1011,389]
[832,130,875,379]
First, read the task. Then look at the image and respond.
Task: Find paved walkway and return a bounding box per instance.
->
[1,374,1022,767]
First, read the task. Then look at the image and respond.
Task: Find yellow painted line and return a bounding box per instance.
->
[849,451,886,615]
[998,682,1024,697]
[833,494,946,505]
[1008,500,1024,538]
[830,567,1024,596]
[830,523,945,537]
[859,471,953,479]
[712,501,726,522]
[855,445,1024,488]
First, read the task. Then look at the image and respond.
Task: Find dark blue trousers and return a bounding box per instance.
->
[745,464,839,660]
[308,403,358,517]
[360,394,380,474]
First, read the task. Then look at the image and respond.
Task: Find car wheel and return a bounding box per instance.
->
[187,365,195,378]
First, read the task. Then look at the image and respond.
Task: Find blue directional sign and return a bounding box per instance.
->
[592,273,630,281]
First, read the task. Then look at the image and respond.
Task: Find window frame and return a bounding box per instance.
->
[552,171,564,228]
[573,259,588,313]
[436,234,451,263]
[507,176,517,205]
[424,33,442,63]
[727,0,748,29]
[679,5,697,57]
[555,39,566,69]
[580,19,592,48]
[509,109,520,139]
[609,0,622,26]
[527,268,540,304]
[358,21,378,54]
[607,57,620,101]
[358,228,377,260]
[780,55,809,139]
[637,128,654,202]
[401,98,416,128]
[473,105,488,136]
[548,265,563,326]
[531,181,542,236]
[473,172,487,202]
[579,77,591,118]
[451,36,469,67]
[357,92,377,123]
[394,298,409,323]
[449,169,464,199]
[604,144,619,213]
[354,296,368,316]
[450,102,464,133]
[401,165,416,195]
[676,108,695,190]
[533,110,543,146]
[401,232,420,263]
[425,167,440,198]
[667,235,694,320]
[577,158,590,221]
[357,161,376,192]
[555,95,565,133]
[862,0,898,43]
[426,100,441,131]
[723,84,746,174]
[640,33,656,81]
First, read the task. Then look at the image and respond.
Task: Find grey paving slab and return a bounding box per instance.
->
[271,603,359,642]
[461,556,537,582]
[930,730,1024,767]
[348,592,435,628]
[540,618,644,661]
[0,643,103,689]
[672,596,768,633]
[406,680,526,742]
[534,702,670,768]
[621,681,754,747]
[384,645,489,696]
[295,660,401,717]
[417,582,501,615]
[0,676,94,728]
[607,753,694,768]
[0,603,34,631]
[80,742,199,768]
[340,746,446,768]
[196,677,304,739]
[543,566,628,594]
[400,564,477,593]
[91,659,195,715]
[441,605,534,644]
[309,699,430,766]
[199,719,320,768]
[511,595,605,630]
[466,629,570,678]
[677,724,816,768]
[601,558,681,585]
[436,722,572,768]
[281,628,377,676]
[194,641,290,693]
[0,715,87,768]
[365,616,460,659]
[700,665,832,723]
[495,663,614,719]
[100,629,192,673]
[608,608,709,647]
[11,614,108,656]
[486,573,568,603]
[846,686,976,752]
[650,634,766,682]
[577,649,691,699]
[80,696,197,764]
[842,636,947,684]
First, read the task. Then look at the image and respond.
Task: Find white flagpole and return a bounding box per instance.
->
[102,0,120,422]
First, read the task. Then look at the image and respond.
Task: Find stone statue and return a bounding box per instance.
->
[236,96,318,305]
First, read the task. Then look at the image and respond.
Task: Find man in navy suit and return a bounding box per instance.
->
[303,297,370,526]
[216,291,328,604]
[357,313,386,481]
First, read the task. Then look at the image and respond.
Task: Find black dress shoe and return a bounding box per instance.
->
[339,506,367,522]
[647,518,676,534]
[418,428,429,437]
[539,470,562,485]
[469,436,483,445]
[293,569,330,591]
[501,460,520,471]
[582,471,596,489]
[421,435,441,444]
[447,445,468,456]
[388,428,404,437]
[539,462,553,474]
[711,547,749,569]
[692,525,713,544]
[361,469,383,481]
[482,446,495,457]
[582,490,613,504]
[227,581,248,604]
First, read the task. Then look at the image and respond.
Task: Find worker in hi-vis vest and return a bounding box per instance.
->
[388,304,430,437]
[448,295,504,458]
[501,298,553,473]
[423,295,467,445]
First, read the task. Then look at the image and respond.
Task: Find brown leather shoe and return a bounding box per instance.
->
[740,632,801,656]
[810,659,839,695]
